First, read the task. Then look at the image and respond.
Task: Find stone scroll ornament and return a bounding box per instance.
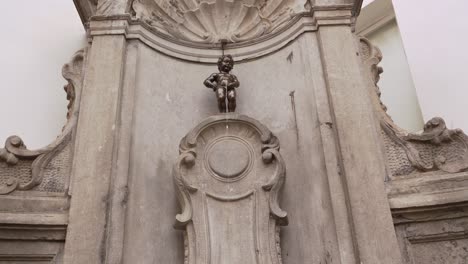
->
[174,114,288,264]
[359,37,468,177]
[0,49,85,194]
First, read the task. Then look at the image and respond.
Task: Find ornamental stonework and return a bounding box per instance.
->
[174,114,287,264]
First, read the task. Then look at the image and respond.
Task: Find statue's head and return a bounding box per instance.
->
[218,55,234,73]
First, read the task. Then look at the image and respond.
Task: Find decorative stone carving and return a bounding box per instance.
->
[132,0,309,44]
[174,114,287,263]
[392,203,468,264]
[359,37,468,177]
[0,49,86,194]
[97,0,129,16]
[359,37,388,114]
[82,0,359,62]
[401,117,468,173]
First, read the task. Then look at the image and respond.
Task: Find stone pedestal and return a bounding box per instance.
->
[174,114,287,264]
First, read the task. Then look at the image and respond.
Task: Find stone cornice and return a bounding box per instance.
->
[387,171,468,216]
[73,0,97,26]
[355,0,395,35]
[132,0,312,44]
[88,8,354,63]
[353,0,364,17]
[389,171,468,253]
[74,0,363,28]
[89,15,314,62]
[75,1,360,62]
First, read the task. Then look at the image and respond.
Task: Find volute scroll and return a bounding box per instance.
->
[174,113,287,264]
[359,37,468,177]
[0,49,87,195]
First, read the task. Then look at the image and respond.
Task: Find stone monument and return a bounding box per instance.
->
[174,114,287,264]
[1,0,468,263]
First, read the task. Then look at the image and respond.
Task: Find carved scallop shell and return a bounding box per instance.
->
[132,0,309,44]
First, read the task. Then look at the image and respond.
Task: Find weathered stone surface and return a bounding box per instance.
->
[63,35,127,264]
[0,49,85,262]
[6,1,453,263]
[361,36,468,264]
[97,0,130,16]
[0,49,84,195]
[87,0,358,63]
[392,202,468,264]
[174,114,287,263]
[318,26,402,264]
[119,33,362,263]
[132,0,310,44]
[360,37,468,178]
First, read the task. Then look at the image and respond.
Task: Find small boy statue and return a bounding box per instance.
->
[204,55,240,112]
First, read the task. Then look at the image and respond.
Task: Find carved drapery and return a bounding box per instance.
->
[174,114,287,264]
[0,49,86,194]
[359,37,468,177]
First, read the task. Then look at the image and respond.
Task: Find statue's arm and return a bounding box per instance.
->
[229,75,240,89]
[204,73,217,90]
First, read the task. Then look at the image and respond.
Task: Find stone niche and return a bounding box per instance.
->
[121,34,337,263]
[173,114,287,264]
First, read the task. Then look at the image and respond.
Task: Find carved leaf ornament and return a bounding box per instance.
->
[359,37,468,177]
[0,50,85,194]
[133,0,309,43]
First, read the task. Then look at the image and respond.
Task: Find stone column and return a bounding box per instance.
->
[63,34,127,263]
[316,13,403,264]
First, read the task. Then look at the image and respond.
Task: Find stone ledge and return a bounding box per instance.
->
[0,212,67,241]
[387,171,468,209]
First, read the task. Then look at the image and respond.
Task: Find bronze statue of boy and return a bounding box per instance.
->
[204,55,240,112]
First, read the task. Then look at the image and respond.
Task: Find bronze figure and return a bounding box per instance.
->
[204,55,240,112]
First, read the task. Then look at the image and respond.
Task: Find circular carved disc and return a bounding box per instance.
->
[208,139,250,179]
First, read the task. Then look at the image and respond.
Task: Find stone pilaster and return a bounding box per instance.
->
[317,22,403,263]
[63,34,127,263]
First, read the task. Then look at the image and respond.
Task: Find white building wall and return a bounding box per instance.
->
[392,0,468,131]
[366,20,424,132]
[0,0,86,148]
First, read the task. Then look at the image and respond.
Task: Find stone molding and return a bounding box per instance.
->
[0,49,86,195]
[87,10,354,63]
[389,186,468,263]
[387,171,468,213]
[132,0,311,44]
[0,196,68,262]
[174,114,287,263]
[83,2,357,62]
[75,0,363,25]
[74,0,97,26]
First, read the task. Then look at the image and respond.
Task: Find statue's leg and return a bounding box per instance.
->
[227,89,236,112]
[217,88,226,113]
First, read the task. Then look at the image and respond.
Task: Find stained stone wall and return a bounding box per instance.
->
[121,34,339,263]
[1,0,468,263]
[360,36,468,264]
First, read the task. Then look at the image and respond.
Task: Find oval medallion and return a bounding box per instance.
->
[205,137,253,181]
